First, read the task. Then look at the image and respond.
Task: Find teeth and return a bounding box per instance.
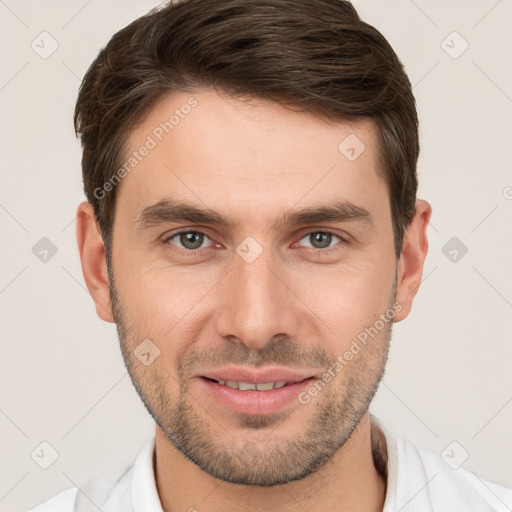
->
[215,380,290,391]
[256,382,274,391]
[239,382,257,391]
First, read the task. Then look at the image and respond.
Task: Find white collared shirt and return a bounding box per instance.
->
[28,416,512,511]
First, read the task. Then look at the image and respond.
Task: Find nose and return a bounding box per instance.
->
[215,244,300,350]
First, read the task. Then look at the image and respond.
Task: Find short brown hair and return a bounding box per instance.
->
[74,0,418,260]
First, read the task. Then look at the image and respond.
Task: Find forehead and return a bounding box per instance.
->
[117,88,388,227]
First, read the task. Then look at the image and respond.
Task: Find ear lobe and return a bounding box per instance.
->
[76,201,115,323]
[393,199,432,323]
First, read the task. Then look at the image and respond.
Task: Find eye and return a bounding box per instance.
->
[296,231,345,250]
[163,230,213,253]
[161,229,347,257]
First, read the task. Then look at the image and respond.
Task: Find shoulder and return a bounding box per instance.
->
[415,443,512,511]
[418,442,512,512]
[26,436,156,512]
[27,464,133,512]
[27,487,79,512]
[372,415,512,512]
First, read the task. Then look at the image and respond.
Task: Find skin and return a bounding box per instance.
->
[77,88,431,512]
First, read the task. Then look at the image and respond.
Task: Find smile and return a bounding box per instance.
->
[205,378,299,391]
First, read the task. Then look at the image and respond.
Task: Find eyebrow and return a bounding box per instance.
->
[135,198,374,231]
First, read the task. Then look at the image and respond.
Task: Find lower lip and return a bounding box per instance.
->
[199,377,316,415]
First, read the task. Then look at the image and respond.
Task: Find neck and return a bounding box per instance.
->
[154,412,388,512]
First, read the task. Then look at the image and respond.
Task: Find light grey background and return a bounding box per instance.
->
[1,1,511,510]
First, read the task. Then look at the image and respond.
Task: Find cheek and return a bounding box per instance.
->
[116,265,216,359]
[113,240,201,310]
[302,265,393,337]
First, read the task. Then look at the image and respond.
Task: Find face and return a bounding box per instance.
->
[107,89,400,486]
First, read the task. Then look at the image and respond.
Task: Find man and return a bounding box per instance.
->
[29,0,512,510]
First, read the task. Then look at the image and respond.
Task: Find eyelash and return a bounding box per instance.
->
[162,229,348,257]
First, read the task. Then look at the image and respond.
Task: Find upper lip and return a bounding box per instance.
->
[197,367,317,384]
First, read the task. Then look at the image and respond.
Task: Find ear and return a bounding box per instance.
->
[76,201,115,323]
[393,199,432,323]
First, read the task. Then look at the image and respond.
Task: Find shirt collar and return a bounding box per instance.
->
[370,414,398,512]
[132,434,164,512]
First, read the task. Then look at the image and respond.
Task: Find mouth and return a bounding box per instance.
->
[198,375,317,415]
[201,376,313,391]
